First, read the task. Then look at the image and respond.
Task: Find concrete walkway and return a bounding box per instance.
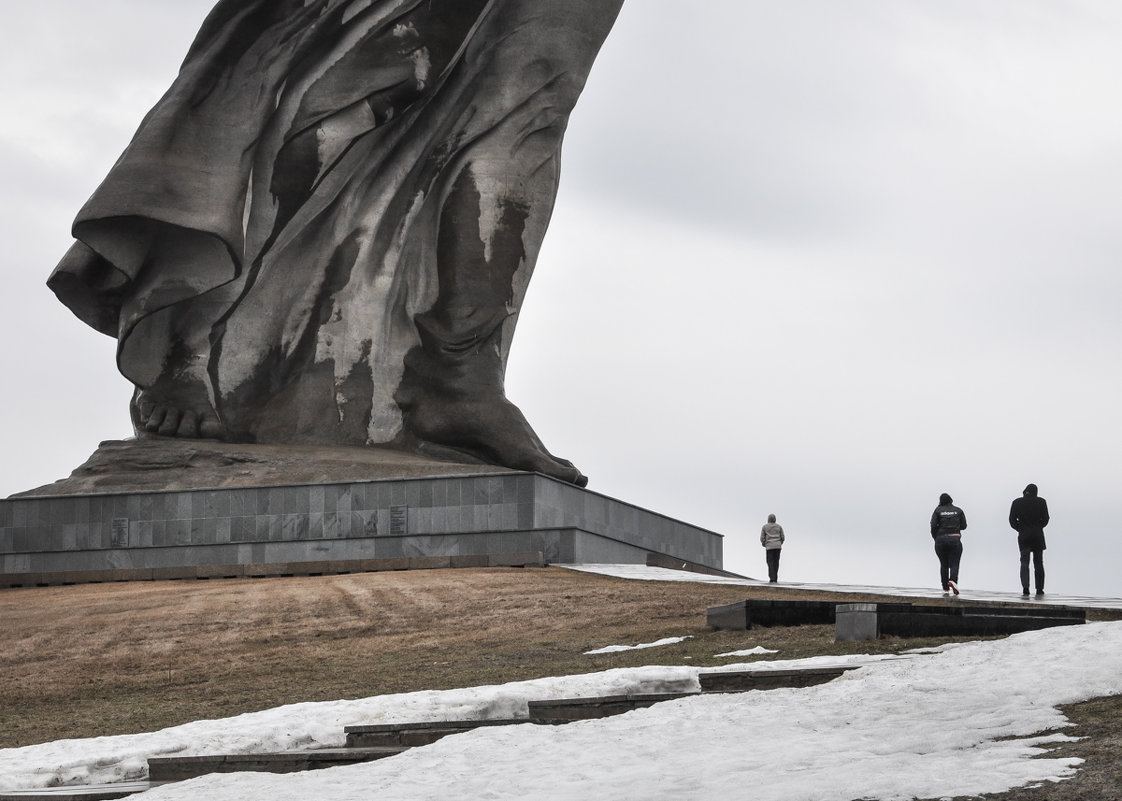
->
[559,564,1122,611]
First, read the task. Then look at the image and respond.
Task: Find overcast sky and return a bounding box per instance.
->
[2,1,1120,596]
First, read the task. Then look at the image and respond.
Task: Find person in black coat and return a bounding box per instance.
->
[1009,483,1050,597]
[930,492,967,596]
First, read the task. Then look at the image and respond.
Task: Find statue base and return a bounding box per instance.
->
[1,440,724,587]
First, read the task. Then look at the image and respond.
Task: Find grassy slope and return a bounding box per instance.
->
[1,567,1119,799]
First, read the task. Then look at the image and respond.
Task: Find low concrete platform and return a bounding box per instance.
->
[836,602,1086,641]
[707,599,837,630]
[527,693,692,724]
[708,597,1090,641]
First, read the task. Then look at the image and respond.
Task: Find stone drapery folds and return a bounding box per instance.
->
[48,0,625,486]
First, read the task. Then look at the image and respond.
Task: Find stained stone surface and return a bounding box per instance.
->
[46,1,626,486]
[15,439,513,497]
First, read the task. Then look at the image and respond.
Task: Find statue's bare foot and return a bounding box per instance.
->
[396,381,587,487]
[130,383,225,440]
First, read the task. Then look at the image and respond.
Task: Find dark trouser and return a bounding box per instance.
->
[934,535,963,591]
[1020,547,1044,593]
[765,548,781,582]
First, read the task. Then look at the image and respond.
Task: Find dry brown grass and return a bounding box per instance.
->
[966,695,1122,801]
[1,567,1119,800]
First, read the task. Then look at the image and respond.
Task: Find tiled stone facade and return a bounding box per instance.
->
[1,472,723,584]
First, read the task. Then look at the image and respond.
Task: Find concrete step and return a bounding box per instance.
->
[146,746,407,782]
[345,694,697,743]
[0,782,159,800]
[344,719,528,748]
[527,693,694,724]
[699,666,859,693]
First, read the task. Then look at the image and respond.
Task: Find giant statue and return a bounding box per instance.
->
[48,0,625,487]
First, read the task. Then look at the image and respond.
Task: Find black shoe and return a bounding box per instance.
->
[1035,590,1045,598]
[1021,589,1030,598]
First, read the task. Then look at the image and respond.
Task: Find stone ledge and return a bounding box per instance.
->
[644,552,747,580]
[527,693,694,724]
[147,747,405,782]
[344,719,529,748]
[699,666,858,693]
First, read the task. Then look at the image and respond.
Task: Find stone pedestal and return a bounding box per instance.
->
[1,441,724,587]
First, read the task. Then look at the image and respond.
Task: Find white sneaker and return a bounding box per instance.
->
[948,580,959,596]
[943,590,950,597]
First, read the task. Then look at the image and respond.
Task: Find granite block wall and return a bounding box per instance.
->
[1,473,723,580]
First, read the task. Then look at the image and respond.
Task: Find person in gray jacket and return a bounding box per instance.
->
[760,514,785,583]
[930,492,967,596]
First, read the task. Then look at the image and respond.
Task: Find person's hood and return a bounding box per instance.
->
[1024,484,1038,497]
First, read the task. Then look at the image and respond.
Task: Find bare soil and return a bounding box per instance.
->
[961,694,1122,801]
[1,567,1118,799]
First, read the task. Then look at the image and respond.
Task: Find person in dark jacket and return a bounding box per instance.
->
[930,492,967,596]
[1009,483,1050,598]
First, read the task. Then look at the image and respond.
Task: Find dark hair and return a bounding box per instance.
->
[939,492,953,505]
